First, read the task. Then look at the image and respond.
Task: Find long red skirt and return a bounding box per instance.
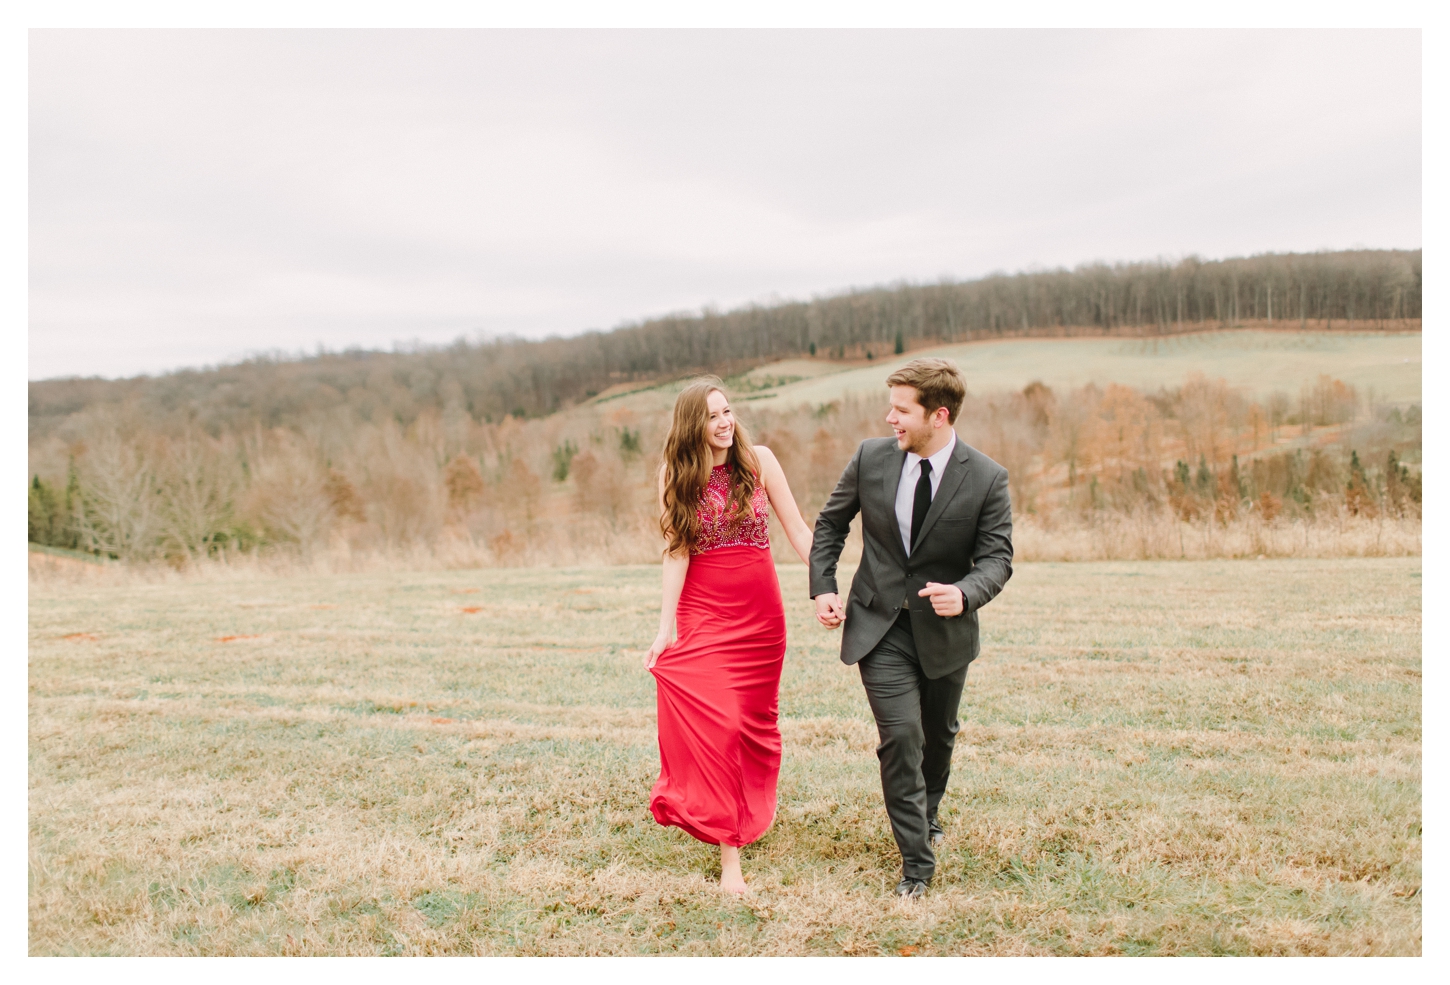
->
[649,544,787,847]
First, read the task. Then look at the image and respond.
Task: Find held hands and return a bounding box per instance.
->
[815,593,845,629]
[643,631,672,670]
[919,582,965,617]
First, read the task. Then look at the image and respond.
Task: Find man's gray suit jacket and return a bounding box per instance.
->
[809,436,1014,679]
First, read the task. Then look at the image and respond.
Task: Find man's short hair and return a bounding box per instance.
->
[886,358,967,424]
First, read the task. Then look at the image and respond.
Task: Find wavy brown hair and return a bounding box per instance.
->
[659,377,761,557]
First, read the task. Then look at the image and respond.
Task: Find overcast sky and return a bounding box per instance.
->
[29,29,1421,381]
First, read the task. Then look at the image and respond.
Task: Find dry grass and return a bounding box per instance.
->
[29,558,1420,955]
[28,504,1422,591]
[1014,510,1422,562]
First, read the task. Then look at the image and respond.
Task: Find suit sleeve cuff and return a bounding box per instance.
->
[809,581,839,599]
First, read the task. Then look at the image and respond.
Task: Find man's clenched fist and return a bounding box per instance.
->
[918,582,965,617]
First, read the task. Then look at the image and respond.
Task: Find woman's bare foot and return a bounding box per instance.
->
[720,845,748,895]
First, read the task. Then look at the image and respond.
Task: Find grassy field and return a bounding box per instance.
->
[598,330,1421,414]
[762,330,1422,406]
[29,558,1421,955]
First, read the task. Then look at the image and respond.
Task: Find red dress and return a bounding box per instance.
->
[649,465,787,847]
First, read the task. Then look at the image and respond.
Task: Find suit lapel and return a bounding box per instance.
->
[881,442,909,563]
[910,439,971,554]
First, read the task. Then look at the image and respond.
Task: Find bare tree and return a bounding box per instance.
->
[158,431,239,559]
[443,452,487,521]
[74,427,162,560]
[244,434,334,551]
[356,421,445,547]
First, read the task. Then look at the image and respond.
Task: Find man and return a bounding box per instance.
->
[809,358,1013,900]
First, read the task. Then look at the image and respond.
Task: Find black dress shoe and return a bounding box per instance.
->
[894,877,927,900]
[928,821,945,848]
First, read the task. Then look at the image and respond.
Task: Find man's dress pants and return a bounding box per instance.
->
[857,609,969,883]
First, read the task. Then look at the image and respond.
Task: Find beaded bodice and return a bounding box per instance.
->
[693,465,771,554]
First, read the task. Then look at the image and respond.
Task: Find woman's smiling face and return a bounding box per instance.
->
[705,389,735,452]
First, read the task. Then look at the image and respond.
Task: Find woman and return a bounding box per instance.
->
[644,378,814,894]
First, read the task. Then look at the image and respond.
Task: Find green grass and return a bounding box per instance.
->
[740,330,1421,407]
[29,558,1421,954]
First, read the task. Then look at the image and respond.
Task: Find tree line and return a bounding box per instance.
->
[30,248,1420,438]
[29,367,1421,566]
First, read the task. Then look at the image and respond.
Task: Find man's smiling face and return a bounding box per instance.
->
[886,384,948,455]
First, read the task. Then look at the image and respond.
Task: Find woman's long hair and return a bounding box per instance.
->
[659,377,761,557]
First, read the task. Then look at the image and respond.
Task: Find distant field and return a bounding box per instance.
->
[760,331,1421,407]
[30,559,1421,955]
[600,330,1421,413]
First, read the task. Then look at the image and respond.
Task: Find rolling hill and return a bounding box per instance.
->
[589,329,1422,418]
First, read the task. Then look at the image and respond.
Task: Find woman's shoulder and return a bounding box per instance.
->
[752,444,783,476]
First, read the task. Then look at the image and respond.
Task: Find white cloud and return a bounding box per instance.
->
[29,28,1421,379]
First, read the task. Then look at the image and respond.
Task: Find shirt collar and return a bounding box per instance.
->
[906,430,957,473]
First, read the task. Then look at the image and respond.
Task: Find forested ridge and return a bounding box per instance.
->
[30,248,1420,439]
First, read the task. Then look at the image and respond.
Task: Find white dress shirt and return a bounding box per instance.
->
[895,430,957,556]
